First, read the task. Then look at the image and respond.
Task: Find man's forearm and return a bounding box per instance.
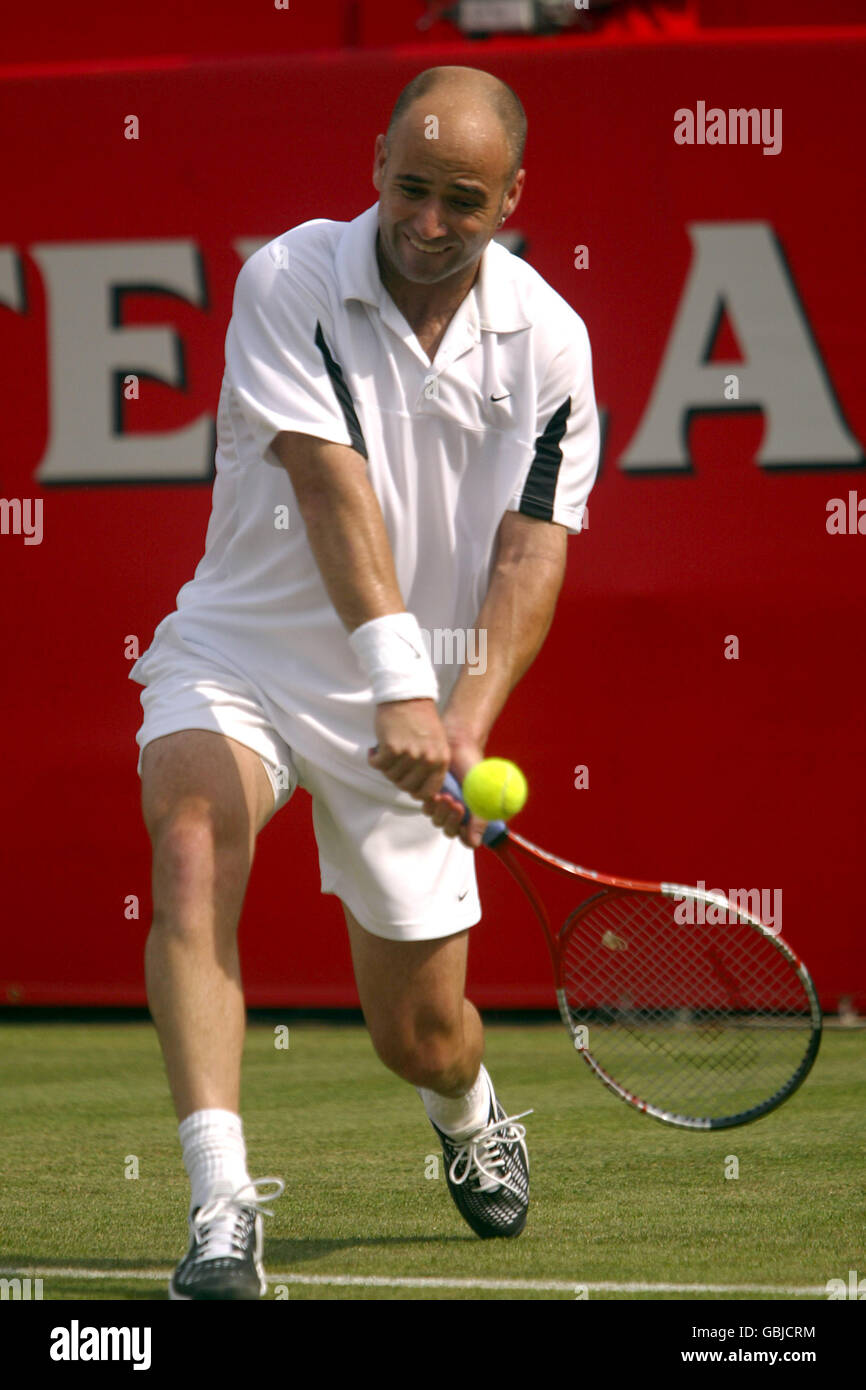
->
[444,514,568,748]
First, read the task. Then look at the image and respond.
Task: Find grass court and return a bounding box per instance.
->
[0,1017,861,1301]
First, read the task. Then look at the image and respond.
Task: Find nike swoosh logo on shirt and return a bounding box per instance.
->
[490,393,511,402]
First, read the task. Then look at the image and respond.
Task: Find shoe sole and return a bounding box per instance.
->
[168,1273,266,1301]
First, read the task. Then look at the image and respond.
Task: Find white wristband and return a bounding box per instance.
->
[348,612,439,705]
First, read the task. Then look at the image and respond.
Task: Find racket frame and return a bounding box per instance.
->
[473,805,823,1131]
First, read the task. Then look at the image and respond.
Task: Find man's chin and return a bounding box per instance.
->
[378,230,474,287]
[397,247,469,284]
[399,259,457,284]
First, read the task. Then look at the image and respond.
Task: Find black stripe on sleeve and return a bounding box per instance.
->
[314,321,368,459]
[518,396,571,521]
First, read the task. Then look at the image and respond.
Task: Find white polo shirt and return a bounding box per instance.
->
[133,202,599,783]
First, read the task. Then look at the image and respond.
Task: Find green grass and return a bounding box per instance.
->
[0,1020,862,1300]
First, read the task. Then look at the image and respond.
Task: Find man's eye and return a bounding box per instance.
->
[398,187,423,198]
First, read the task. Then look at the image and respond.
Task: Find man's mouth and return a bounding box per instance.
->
[404,232,452,255]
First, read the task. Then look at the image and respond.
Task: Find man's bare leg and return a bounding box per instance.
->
[141,729,284,1299]
[342,905,483,1095]
[141,729,276,1121]
[342,903,530,1237]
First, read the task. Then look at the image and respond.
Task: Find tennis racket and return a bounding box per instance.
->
[442,772,821,1130]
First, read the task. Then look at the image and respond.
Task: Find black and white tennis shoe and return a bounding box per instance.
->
[169,1177,284,1301]
[432,1091,531,1239]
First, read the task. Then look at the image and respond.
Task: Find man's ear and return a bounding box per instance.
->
[372,133,387,193]
[502,167,525,221]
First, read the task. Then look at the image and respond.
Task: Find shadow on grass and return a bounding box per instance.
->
[268,1234,472,1263]
[1,1255,171,1272]
[3,1233,471,1275]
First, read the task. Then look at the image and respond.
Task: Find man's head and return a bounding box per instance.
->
[373,66,526,288]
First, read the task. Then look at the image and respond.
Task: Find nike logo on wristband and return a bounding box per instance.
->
[393,632,422,659]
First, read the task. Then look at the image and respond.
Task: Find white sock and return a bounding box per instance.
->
[418,1063,493,1139]
[178,1108,252,1214]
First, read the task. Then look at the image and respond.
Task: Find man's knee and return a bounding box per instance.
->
[372,1016,468,1091]
[140,731,272,846]
[148,805,252,939]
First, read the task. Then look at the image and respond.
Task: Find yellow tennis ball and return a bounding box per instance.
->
[462,759,528,821]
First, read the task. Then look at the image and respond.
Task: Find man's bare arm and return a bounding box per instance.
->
[425,510,568,843]
[270,431,450,796]
[445,509,568,754]
[271,431,404,627]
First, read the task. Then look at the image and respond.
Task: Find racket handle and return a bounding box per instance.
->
[442,771,508,847]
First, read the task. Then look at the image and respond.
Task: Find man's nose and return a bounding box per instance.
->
[410,201,448,242]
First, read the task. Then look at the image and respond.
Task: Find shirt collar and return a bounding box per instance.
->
[335,201,531,334]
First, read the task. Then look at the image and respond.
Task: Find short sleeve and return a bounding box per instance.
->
[224,242,362,467]
[510,314,599,534]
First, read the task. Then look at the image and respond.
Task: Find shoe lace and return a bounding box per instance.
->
[447,1111,532,1196]
[192,1177,285,1261]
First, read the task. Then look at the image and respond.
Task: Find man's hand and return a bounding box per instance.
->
[368,698,450,800]
[421,725,488,851]
[368,702,488,849]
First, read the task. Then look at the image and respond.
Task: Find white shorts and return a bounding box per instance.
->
[130,635,481,942]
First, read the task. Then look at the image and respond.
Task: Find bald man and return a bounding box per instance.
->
[130,65,599,1299]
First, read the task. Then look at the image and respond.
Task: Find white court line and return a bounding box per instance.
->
[0,1266,827,1296]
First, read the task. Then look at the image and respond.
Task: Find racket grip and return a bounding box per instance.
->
[442,772,508,847]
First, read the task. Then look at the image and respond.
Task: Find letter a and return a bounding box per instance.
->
[825,497,846,534]
[673,109,694,146]
[621,224,863,470]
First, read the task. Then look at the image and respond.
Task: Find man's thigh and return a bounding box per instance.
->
[141,729,277,861]
[132,630,298,840]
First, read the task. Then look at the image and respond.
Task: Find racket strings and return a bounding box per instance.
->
[559,889,816,1122]
[578,892,801,1010]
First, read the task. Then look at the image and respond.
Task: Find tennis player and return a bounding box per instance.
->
[130,64,599,1299]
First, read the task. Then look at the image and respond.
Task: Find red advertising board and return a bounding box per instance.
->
[1,32,864,1009]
